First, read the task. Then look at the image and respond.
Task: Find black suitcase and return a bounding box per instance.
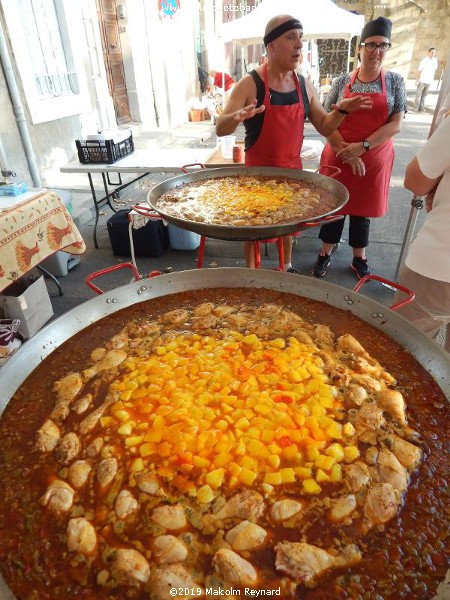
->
[107,210,169,257]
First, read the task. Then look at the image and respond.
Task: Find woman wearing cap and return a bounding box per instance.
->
[216,14,372,271]
[312,17,407,279]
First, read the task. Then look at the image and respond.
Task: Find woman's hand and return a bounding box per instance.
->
[425,190,436,213]
[331,95,373,114]
[346,156,366,176]
[336,141,366,162]
[233,100,265,123]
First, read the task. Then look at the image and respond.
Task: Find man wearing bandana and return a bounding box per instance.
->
[216,14,372,271]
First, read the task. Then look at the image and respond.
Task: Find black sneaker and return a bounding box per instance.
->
[286,267,300,274]
[312,253,331,277]
[351,256,371,279]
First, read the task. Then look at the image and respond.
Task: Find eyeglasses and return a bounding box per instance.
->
[360,42,391,52]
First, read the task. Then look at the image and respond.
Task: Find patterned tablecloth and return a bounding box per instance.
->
[0,190,86,291]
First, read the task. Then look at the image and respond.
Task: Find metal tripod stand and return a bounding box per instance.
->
[394,195,424,281]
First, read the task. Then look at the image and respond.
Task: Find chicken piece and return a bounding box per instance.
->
[79,400,114,435]
[153,535,188,564]
[111,548,150,586]
[68,460,92,489]
[55,432,81,464]
[377,448,409,491]
[91,347,107,362]
[151,504,187,530]
[193,302,215,317]
[67,517,97,555]
[376,390,407,425]
[208,490,265,523]
[191,314,218,330]
[292,330,314,345]
[86,437,104,457]
[383,435,422,472]
[336,334,370,358]
[150,565,201,600]
[72,394,93,414]
[354,402,385,434]
[53,372,83,404]
[160,309,190,325]
[97,457,118,488]
[347,356,378,374]
[36,419,60,452]
[83,349,127,379]
[270,499,303,522]
[363,482,401,531]
[275,542,361,587]
[41,480,74,512]
[350,374,382,392]
[345,461,371,493]
[343,385,368,406]
[312,325,334,349]
[213,305,237,318]
[328,495,357,523]
[115,489,139,519]
[225,520,267,552]
[136,472,162,495]
[212,548,258,587]
[106,331,129,350]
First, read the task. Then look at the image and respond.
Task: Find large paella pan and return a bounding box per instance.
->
[0,269,449,600]
[147,167,349,240]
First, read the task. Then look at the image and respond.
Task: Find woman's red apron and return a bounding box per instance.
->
[320,68,394,217]
[245,63,304,169]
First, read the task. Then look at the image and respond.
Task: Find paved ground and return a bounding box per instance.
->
[37,84,442,347]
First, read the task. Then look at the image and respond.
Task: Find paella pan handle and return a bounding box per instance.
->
[86,263,142,295]
[316,165,341,179]
[300,214,345,229]
[353,274,416,311]
[130,204,161,219]
[181,163,206,173]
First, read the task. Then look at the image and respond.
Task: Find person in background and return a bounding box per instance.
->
[415,48,438,112]
[216,14,372,271]
[393,113,450,353]
[298,51,312,81]
[209,69,236,104]
[311,17,407,279]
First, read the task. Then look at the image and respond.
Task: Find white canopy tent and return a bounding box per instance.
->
[221,0,365,46]
[220,0,365,80]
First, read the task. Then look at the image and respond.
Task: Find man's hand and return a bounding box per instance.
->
[233,100,265,123]
[331,95,373,114]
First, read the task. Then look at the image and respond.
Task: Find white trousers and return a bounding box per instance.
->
[394,265,450,353]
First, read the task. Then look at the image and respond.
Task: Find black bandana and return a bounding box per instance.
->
[360,17,392,42]
[263,18,302,47]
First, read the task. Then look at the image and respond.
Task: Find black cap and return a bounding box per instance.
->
[360,17,392,42]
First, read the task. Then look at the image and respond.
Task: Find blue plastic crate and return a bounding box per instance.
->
[0,182,28,196]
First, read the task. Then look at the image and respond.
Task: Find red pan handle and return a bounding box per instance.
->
[316,165,341,179]
[353,274,415,311]
[130,204,161,219]
[86,263,142,295]
[300,214,345,229]
[181,163,206,173]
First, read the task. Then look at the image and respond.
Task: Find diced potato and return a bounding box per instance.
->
[326,421,343,439]
[130,458,145,472]
[344,445,360,463]
[267,454,280,468]
[239,468,257,486]
[125,435,144,447]
[343,422,356,437]
[205,468,225,489]
[329,463,343,482]
[303,479,322,495]
[306,446,320,461]
[193,455,210,468]
[264,472,282,485]
[140,442,156,457]
[118,422,134,436]
[315,454,336,471]
[325,443,345,462]
[214,452,233,467]
[315,468,330,482]
[197,484,214,503]
[279,468,295,483]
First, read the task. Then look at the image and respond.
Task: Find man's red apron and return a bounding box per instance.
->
[245,63,304,169]
[320,68,394,217]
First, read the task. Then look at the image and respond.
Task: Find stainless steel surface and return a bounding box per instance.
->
[147,166,349,240]
[1,268,449,600]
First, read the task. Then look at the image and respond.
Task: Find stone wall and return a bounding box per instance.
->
[337,0,450,81]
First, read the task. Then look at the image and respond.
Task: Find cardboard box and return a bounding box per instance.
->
[0,276,54,339]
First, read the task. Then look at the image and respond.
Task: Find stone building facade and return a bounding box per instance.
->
[336,0,449,81]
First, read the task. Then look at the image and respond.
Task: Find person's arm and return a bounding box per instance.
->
[215,75,265,136]
[404,158,441,196]
[307,78,373,137]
